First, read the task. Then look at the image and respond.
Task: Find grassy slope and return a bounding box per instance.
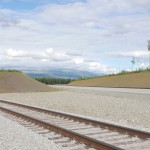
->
[69,72,150,89]
[0,72,58,93]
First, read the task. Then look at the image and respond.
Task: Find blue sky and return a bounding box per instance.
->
[0,0,150,74]
[0,0,87,9]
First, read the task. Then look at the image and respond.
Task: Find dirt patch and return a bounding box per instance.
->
[69,72,150,89]
[0,72,58,93]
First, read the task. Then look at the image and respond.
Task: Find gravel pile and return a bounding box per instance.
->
[0,114,63,150]
[0,88,149,130]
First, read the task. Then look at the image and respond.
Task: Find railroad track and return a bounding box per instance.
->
[0,99,150,150]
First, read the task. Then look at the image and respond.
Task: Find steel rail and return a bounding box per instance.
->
[0,106,123,150]
[0,99,150,139]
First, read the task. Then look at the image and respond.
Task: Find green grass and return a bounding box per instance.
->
[108,68,150,77]
[76,68,150,81]
[0,69,22,72]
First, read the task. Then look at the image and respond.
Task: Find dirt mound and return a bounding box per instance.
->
[0,72,58,93]
[69,72,150,89]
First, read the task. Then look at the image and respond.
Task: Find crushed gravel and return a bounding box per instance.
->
[0,114,63,150]
[0,88,149,130]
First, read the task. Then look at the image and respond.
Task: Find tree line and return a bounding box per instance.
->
[35,77,73,85]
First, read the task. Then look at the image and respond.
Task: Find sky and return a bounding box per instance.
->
[0,0,150,74]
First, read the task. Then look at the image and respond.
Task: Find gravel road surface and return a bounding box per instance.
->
[0,86,150,129]
[52,85,150,95]
[0,114,63,150]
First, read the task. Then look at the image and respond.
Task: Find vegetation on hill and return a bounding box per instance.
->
[69,69,150,89]
[77,68,150,81]
[108,68,150,76]
[0,69,21,72]
[35,77,73,85]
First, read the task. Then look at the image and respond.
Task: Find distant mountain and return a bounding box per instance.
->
[23,69,101,79]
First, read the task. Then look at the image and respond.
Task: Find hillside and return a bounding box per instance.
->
[69,72,150,89]
[0,72,58,93]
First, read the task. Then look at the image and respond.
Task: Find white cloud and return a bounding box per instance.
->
[45,48,71,61]
[0,0,150,73]
[131,0,150,8]
[1,48,111,73]
[46,48,54,54]
[108,51,149,58]
[73,57,84,64]
[6,49,26,57]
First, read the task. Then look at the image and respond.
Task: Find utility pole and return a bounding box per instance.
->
[148,40,150,69]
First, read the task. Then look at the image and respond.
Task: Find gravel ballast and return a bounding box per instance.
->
[0,88,150,130]
[0,114,63,150]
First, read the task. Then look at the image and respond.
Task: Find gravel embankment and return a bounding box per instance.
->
[0,88,150,130]
[0,114,63,150]
[68,72,150,88]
